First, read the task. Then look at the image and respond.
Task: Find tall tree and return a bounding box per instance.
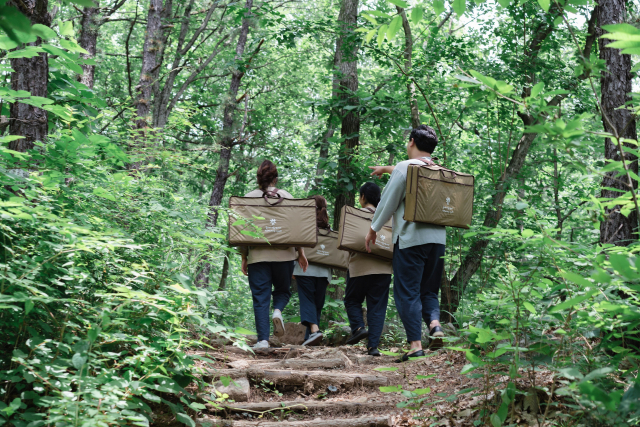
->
[77,5,100,89]
[134,0,172,131]
[332,0,360,230]
[77,0,127,89]
[442,6,598,319]
[196,0,256,286]
[8,0,51,155]
[596,0,638,245]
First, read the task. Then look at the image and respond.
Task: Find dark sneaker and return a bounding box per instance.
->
[302,331,323,346]
[368,347,381,357]
[346,327,369,345]
[429,325,444,349]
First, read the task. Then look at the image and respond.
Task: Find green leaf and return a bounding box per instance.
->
[60,38,89,54]
[452,0,466,16]
[515,201,528,210]
[523,301,536,314]
[537,0,550,11]
[413,387,431,395]
[497,0,511,7]
[72,353,87,370]
[490,413,502,427]
[235,327,256,335]
[374,367,399,372]
[416,374,435,380]
[433,0,445,15]
[379,350,400,356]
[387,0,409,7]
[176,412,195,427]
[530,82,544,98]
[548,289,598,313]
[93,187,116,202]
[387,15,403,41]
[0,5,33,44]
[411,7,424,25]
[59,21,74,37]
[379,385,403,392]
[609,254,638,280]
[522,229,534,238]
[377,25,388,47]
[368,10,392,18]
[24,300,34,315]
[365,28,377,43]
[31,24,57,41]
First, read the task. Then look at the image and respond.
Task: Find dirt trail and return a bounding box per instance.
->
[188,344,487,427]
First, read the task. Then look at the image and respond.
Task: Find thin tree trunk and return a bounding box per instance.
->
[597,0,638,245]
[314,116,335,188]
[77,4,100,89]
[397,6,420,128]
[332,0,360,230]
[196,0,254,287]
[8,0,51,156]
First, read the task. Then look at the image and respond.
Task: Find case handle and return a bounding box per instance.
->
[440,170,457,180]
[263,189,284,205]
[318,227,332,236]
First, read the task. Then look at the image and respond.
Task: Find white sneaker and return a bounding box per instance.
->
[253,340,269,349]
[302,331,323,346]
[272,311,285,337]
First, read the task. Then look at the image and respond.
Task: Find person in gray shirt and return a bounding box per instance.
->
[366,125,446,363]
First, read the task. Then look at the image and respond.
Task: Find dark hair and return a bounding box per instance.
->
[410,124,438,153]
[311,195,330,229]
[359,182,381,207]
[257,160,278,192]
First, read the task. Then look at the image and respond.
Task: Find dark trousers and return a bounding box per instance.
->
[296,276,329,339]
[392,242,445,342]
[248,261,294,341]
[344,273,391,349]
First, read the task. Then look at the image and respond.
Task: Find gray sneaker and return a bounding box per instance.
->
[302,331,323,346]
[253,340,269,349]
[272,311,285,337]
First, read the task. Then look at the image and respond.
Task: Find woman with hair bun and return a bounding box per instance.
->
[240,160,308,349]
[343,182,392,356]
[293,195,332,346]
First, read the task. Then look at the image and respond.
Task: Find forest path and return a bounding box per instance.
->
[187,344,487,427]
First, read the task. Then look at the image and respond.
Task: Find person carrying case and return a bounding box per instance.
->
[337,206,393,260]
[228,189,318,247]
[404,159,474,229]
[305,227,349,271]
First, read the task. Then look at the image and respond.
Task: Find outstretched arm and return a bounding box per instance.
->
[369,165,395,178]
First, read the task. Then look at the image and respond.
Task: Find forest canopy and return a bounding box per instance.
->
[1,0,640,425]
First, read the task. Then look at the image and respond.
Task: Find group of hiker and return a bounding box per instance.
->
[237,125,447,362]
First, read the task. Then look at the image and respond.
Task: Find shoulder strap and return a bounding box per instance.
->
[364,207,375,213]
[263,188,284,205]
[417,157,436,166]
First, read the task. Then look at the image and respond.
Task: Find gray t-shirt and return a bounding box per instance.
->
[293,261,332,281]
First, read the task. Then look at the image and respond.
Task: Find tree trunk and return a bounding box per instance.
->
[195,0,254,287]
[77,4,100,89]
[8,0,51,155]
[332,0,360,230]
[397,6,420,128]
[597,0,638,245]
[134,0,171,130]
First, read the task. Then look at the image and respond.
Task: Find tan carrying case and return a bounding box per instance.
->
[305,228,349,271]
[228,191,318,248]
[337,206,393,260]
[404,162,474,229]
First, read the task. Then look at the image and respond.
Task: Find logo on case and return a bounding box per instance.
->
[320,244,326,250]
[270,218,277,225]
